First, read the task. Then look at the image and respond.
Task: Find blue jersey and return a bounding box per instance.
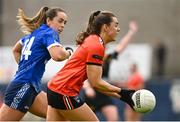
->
[12,24,61,92]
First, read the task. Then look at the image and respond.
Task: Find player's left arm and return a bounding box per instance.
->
[87,64,121,98]
[86,42,120,97]
[12,41,22,64]
[86,40,135,106]
[87,64,135,107]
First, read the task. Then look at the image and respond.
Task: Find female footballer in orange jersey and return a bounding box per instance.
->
[47,10,135,121]
[83,20,138,121]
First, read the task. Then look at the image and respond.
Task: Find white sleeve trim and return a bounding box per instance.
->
[47,43,63,50]
[19,39,23,45]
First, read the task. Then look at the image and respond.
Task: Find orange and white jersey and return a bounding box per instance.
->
[48,34,105,96]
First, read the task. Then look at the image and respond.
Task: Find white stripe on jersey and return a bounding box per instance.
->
[47,42,63,50]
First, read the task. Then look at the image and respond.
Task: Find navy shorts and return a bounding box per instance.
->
[47,88,84,110]
[4,82,39,113]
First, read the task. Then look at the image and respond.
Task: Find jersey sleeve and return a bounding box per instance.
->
[19,39,23,45]
[44,32,62,50]
[19,36,28,45]
[86,43,104,66]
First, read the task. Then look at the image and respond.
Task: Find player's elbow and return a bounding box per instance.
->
[12,48,16,56]
[51,55,67,61]
[12,47,16,54]
[12,45,21,54]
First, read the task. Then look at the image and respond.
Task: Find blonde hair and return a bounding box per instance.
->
[17,7,66,35]
[17,7,49,34]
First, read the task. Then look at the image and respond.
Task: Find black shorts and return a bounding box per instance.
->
[47,88,84,110]
[84,90,115,111]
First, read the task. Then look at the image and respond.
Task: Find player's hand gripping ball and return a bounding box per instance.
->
[132,89,156,113]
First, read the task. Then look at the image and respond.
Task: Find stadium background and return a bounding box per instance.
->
[0,0,180,121]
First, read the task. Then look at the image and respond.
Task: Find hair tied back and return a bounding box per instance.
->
[43,7,49,12]
[93,11,101,17]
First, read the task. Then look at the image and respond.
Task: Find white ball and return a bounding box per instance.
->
[132,89,156,113]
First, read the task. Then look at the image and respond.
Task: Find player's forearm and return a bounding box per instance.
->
[99,91,120,98]
[92,79,121,95]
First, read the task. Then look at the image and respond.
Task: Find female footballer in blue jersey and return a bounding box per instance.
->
[0,7,73,121]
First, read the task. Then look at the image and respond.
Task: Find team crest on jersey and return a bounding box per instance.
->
[92,54,103,61]
[73,96,81,103]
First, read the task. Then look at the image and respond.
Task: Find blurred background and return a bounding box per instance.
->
[0,0,180,121]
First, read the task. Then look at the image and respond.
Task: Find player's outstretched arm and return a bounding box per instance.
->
[115,20,138,54]
[105,21,138,60]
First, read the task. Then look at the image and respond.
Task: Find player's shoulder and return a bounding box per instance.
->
[45,28,56,35]
[86,34,100,41]
[37,24,58,37]
[19,34,31,43]
[44,29,59,41]
[85,35,104,46]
